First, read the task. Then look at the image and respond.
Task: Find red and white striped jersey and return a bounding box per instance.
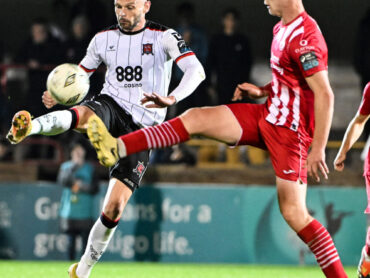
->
[264,11,328,139]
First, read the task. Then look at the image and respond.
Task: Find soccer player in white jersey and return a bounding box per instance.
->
[6,0,205,277]
[85,0,348,277]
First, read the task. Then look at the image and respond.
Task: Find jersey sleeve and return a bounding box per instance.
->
[79,35,102,75]
[288,29,328,78]
[359,83,370,115]
[162,29,195,63]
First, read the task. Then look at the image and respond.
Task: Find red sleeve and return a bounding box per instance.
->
[359,83,370,115]
[288,29,328,77]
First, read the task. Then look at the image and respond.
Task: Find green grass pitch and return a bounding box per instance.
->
[0,261,357,278]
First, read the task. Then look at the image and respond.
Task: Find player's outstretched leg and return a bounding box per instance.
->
[87,114,190,167]
[6,110,33,144]
[6,109,80,144]
[6,107,94,144]
[87,106,242,167]
[358,227,370,278]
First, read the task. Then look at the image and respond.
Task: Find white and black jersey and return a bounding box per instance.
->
[80,20,200,127]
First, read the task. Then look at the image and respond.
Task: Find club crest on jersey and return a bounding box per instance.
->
[142,43,153,55]
[133,161,146,178]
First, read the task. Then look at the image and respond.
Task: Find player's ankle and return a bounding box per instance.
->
[117,138,127,158]
[76,257,93,278]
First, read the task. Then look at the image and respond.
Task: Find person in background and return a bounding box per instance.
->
[65,16,91,64]
[70,0,108,35]
[58,142,99,261]
[16,18,63,116]
[173,2,209,114]
[207,8,253,105]
[65,15,103,97]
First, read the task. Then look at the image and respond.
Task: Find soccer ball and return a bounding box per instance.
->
[46,63,90,106]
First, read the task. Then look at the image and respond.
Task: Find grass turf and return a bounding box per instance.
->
[0,261,357,278]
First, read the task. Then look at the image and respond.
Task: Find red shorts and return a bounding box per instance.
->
[226,103,312,184]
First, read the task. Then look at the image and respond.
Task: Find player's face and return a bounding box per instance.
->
[115,0,151,32]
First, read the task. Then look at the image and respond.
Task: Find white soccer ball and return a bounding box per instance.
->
[46,63,90,106]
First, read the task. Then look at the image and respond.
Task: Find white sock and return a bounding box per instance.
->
[76,218,117,278]
[30,110,73,136]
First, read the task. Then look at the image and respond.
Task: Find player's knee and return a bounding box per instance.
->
[180,107,207,134]
[104,200,126,220]
[71,106,95,129]
[280,204,309,226]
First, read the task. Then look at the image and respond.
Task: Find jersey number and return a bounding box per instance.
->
[116,66,142,82]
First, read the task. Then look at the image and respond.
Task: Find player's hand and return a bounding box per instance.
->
[140,92,176,108]
[232,83,266,101]
[42,91,57,109]
[306,148,329,182]
[333,152,346,172]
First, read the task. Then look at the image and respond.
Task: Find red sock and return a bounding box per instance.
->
[365,227,370,256]
[119,117,190,156]
[298,219,347,278]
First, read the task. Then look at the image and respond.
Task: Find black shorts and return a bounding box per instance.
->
[81,94,149,191]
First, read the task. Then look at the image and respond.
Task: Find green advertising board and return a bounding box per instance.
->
[0,183,366,265]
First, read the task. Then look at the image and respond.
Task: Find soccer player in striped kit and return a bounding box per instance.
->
[6,0,205,277]
[86,0,348,277]
[334,82,370,278]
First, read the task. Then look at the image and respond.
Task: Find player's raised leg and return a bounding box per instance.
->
[6,95,96,145]
[276,178,347,278]
[72,178,132,278]
[87,105,243,167]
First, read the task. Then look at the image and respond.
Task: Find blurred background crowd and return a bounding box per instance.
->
[0,0,369,185]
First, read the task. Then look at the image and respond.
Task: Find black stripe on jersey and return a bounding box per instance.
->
[105,31,109,61]
[140,30,146,65]
[145,21,169,32]
[116,31,121,64]
[128,35,132,104]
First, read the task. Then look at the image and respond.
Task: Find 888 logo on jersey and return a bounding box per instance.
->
[115,66,143,82]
